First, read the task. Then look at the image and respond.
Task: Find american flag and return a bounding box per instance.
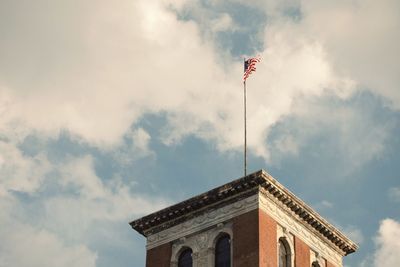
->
[243,56,261,81]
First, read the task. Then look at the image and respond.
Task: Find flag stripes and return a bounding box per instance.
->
[243,56,261,81]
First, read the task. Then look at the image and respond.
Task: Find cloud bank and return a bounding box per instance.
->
[0,0,398,157]
[0,0,399,266]
[373,219,400,266]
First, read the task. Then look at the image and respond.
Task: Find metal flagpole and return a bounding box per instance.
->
[243,55,259,177]
[244,78,247,177]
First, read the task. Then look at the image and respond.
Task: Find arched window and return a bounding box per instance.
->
[279,238,291,267]
[215,234,231,267]
[312,261,320,267]
[178,248,193,267]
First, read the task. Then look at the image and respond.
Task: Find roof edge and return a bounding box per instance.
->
[258,170,358,255]
[129,169,358,255]
[129,170,264,234]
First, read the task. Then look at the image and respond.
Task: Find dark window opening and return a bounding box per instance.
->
[279,238,291,267]
[215,234,231,267]
[178,248,193,267]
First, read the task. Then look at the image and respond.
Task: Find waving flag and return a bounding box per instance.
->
[243,56,261,81]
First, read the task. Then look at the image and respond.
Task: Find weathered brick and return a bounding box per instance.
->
[259,209,277,267]
[233,209,259,267]
[295,236,310,267]
[326,260,337,267]
[146,242,172,267]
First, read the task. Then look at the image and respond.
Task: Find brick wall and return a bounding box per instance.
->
[232,208,278,267]
[326,260,337,267]
[259,209,277,267]
[146,242,172,267]
[145,209,341,267]
[294,236,310,267]
[232,209,259,267]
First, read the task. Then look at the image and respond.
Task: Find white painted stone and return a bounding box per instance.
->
[146,190,344,267]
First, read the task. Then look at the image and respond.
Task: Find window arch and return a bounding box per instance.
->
[215,234,231,267]
[178,248,193,267]
[311,261,320,267]
[279,238,291,267]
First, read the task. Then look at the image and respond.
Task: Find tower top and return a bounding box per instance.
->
[129,169,358,256]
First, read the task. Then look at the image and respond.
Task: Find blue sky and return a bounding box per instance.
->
[0,0,399,266]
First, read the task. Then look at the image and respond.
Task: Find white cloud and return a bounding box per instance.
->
[0,141,51,195]
[211,13,235,33]
[131,128,152,154]
[273,134,299,155]
[373,219,400,266]
[0,0,397,169]
[0,0,220,148]
[0,194,97,267]
[161,0,400,165]
[43,155,168,242]
[388,187,400,202]
[59,155,107,199]
[299,0,400,108]
[1,0,396,169]
[58,155,168,218]
[0,152,169,265]
[1,1,398,266]
[0,221,97,267]
[235,21,357,159]
[267,95,394,174]
[113,128,155,165]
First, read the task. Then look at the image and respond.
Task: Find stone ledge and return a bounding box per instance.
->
[129,170,358,255]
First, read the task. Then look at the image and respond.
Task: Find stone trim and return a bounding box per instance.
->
[311,250,326,267]
[259,192,343,266]
[131,171,264,236]
[146,194,258,250]
[130,170,358,256]
[258,172,357,255]
[277,224,295,267]
[147,191,344,266]
[170,223,233,267]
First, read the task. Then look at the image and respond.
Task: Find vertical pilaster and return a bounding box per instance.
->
[259,209,277,267]
[326,260,337,267]
[233,209,259,267]
[146,242,172,267]
[295,236,310,267]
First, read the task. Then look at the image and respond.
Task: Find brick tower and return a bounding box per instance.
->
[130,170,358,267]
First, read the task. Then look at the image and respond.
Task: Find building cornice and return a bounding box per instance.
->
[258,171,358,255]
[129,170,358,255]
[130,171,263,236]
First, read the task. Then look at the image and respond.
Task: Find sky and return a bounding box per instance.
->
[0,0,399,266]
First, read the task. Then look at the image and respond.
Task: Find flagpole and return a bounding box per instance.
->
[243,55,259,177]
[244,78,247,177]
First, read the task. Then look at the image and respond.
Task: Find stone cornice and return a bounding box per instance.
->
[259,192,343,265]
[130,171,263,236]
[146,194,257,250]
[129,170,358,255]
[258,171,358,255]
